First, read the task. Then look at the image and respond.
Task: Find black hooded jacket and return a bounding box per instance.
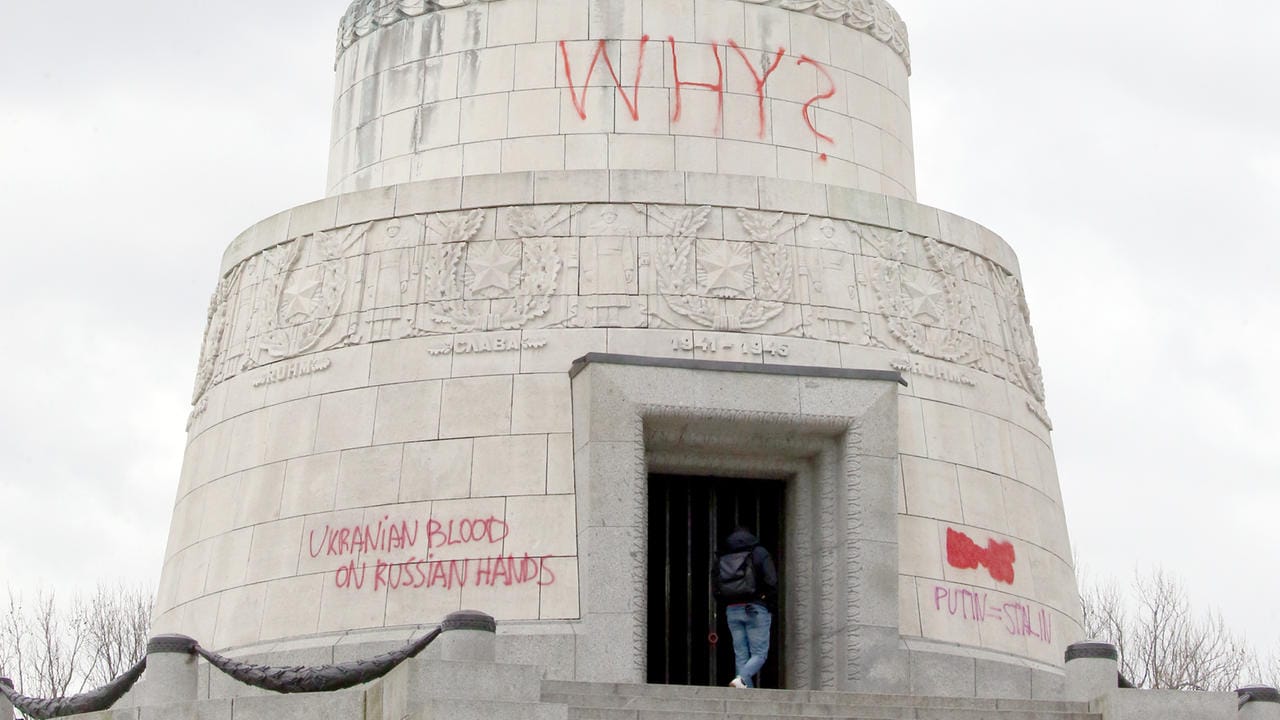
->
[722,528,778,610]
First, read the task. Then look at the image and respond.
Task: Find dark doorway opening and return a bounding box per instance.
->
[646,474,785,688]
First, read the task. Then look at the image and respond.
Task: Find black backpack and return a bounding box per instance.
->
[713,548,757,601]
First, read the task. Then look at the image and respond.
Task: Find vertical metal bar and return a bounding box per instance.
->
[685,483,694,684]
[708,483,719,685]
[747,491,757,543]
[663,478,672,684]
[773,481,783,689]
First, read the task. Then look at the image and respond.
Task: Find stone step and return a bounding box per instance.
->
[542,681,1090,714]
[566,709,1100,720]
[409,657,544,703]
[413,698,569,720]
[548,693,1096,720]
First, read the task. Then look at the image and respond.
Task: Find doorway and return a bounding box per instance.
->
[646,474,785,688]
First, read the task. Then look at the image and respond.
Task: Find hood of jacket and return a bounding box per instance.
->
[725,528,759,552]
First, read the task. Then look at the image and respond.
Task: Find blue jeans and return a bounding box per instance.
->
[725,602,771,687]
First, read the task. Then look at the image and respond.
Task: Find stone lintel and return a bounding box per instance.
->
[569,352,907,386]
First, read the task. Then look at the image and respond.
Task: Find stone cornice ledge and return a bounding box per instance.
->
[336,0,911,72]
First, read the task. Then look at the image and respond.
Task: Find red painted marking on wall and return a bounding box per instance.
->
[932,584,1052,644]
[315,514,560,591]
[727,40,786,139]
[426,516,509,548]
[946,527,1016,584]
[560,36,651,121]
[560,37,842,156]
[339,555,558,591]
[797,54,837,155]
[668,36,725,133]
[308,517,419,558]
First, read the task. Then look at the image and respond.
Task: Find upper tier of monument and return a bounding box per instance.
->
[326,0,917,199]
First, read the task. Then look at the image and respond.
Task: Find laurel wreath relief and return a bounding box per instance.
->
[247,223,372,365]
[649,206,796,332]
[860,227,982,366]
[416,208,565,333]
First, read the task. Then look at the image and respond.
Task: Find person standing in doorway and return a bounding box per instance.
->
[714,526,778,689]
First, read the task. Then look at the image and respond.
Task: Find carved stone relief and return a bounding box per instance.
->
[191,264,244,404]
[989,266,1047,403]
[572,205,645,328]
[409,207,571,333]
[859,227,982,367]
[194,203,1047,413]
[965,256,1048,404]
[244,222,372,370]
[645,207,800,333]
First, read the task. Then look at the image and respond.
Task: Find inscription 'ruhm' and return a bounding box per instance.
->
[253,357,332,387]
[559,36,839,158]
[890,357,977,387]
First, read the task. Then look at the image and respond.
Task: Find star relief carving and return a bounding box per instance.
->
[697,241,754,298]
[466,241,520,295]
[859,226,982,367]
[281,269,323,322]
[903,269,945,324]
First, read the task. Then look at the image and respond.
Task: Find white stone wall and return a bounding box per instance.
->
[326,0,916,199]
[154,171,1080,671]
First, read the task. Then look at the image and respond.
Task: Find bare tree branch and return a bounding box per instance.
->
[0,584,152,719]
[1079,567,1259,692]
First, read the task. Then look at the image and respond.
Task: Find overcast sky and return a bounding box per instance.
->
[1,1,1277,654]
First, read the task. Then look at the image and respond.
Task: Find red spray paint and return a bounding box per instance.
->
[668,36,725,132]
[946,528,1016,584]
[727,40,786,139]
[797,55,837,159]
[560,37,651,121]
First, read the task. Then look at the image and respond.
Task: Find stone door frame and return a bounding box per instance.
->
[569,354,904,690]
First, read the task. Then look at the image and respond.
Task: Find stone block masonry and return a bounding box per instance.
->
[152,0,1083,698]
[326,0,917,198]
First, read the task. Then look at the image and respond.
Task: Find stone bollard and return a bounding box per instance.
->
[1238,686,1280,719]
[1,677,14,720]
[1064,642,1120,703]
[144,635,199,706]
[436,610,496,662]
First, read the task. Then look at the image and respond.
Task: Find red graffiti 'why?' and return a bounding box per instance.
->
[559,36,838,156]
[946,528,1016,585]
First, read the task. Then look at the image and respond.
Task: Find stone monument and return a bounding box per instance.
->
[153,0,1081,697]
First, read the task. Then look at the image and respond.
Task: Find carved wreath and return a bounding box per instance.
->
[861,227,982,366]
[650,206,795,332]
[252,223,371,364]
[417,208,564,332]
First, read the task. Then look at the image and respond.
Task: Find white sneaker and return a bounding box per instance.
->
[728,676,747,689]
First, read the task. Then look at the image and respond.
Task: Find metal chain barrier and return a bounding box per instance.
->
[0,658,146,720]
[193,626,442,694]
[0,625,445,718]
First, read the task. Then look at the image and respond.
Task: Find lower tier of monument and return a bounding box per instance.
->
[155,170,1081,692]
